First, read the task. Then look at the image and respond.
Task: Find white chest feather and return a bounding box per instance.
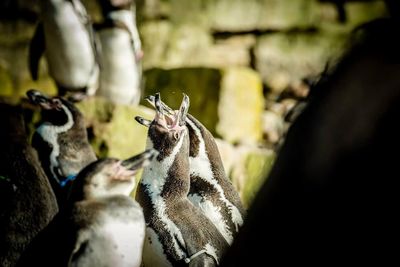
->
[36,106,74,183]
[74,215,145,267]
[186,120,243,236]
[108,10,142,53]
[140,136,187,259]
[42,0,97,88]
[98,28,140,105]
[188,193,233,245]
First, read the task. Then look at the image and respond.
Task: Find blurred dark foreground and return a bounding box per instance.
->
[222,14,400,266]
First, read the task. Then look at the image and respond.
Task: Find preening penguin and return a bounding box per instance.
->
[29,0,99,98]
[27,89,97,208]
[95,0,143,105]
[0,103,58,267]
[135,93,229,267]
[16,149,157,267]
[138,95,245,245]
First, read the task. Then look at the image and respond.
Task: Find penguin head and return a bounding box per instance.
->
[69,149,158,201]
[27,89,83,127]
[140,93,190,158]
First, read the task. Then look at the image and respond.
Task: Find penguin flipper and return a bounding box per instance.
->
[29,23,45,81]
[69,228,91,265]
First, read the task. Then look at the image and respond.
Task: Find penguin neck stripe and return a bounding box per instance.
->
[186,119,243,234]
[141,133,188,259]
[37,105,75,182]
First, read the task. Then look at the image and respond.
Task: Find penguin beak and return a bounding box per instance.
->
[149,93,190,130]
[26,89,63,110]
[135,116,152,127]
[145,95,174,115]
[176,94,190,126]
[121,149,158,172]
[26,89,52,109]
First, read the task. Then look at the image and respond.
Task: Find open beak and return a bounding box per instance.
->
[148,93,190,129]
[121,149,158,172]
[26,89,52,109]
[135,116,152,127]
[176,94,189,126]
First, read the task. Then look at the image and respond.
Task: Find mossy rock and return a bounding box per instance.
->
[346,1,388,28]
[218,141,276,209]
[212,0,318,32]
[240,150,275,207]
[140,22,212,69]
[77,97,154,160]
[0,65,13,97]
[255,31,348,93]
[143,67,222,136]
[218,67,263,144]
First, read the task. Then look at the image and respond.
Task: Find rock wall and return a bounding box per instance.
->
[0,0,388,207]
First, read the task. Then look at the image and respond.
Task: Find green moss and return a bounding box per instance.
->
[241,150,275,208]
[76,97,115,123]
[77,97,154,160]
[217,67,264,144]
[346,1,388,28]
[0,66,13,97]
[144,67,222,136]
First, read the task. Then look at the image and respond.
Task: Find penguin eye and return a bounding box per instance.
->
[173,131,180,140]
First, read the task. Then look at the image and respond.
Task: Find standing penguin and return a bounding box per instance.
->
[16,149,157,267]
[95,0,143,105]
[29,0,99,98]
[136,93,229,266]
[137,95,245,245]
[27,89,97,208]
[0,103,58,267]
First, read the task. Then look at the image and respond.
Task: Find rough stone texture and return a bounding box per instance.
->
[144,67,221,135]
[239,149,275,208]
[140,22,252,69]
[216,139,275,209]
[346,1,388,28]
[76,97,154,160]
[146,0,318,32]
[218,67,263,144]
[317,1,388,32]
[0,20,57,101]
[0,65,13,97]
[255,31,348,93]
[212,0,318,32]
[144,66,264,144]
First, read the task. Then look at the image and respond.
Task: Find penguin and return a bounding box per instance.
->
[135,93,229,266]
[137,95,245,245]
[16,148,157,267]
[0,102,58,267]
[29,0,99,99]
[94,0,143,105]
[26,89,97,208]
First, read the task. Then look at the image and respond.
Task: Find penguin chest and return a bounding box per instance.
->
[98,29,140,104]
[42,3,96,87]
[80,217,145,267]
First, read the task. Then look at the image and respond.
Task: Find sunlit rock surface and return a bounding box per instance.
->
[255,31,348,94]
[216,139,275,208]
[144,66,263,144]
[77,97,154,159]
